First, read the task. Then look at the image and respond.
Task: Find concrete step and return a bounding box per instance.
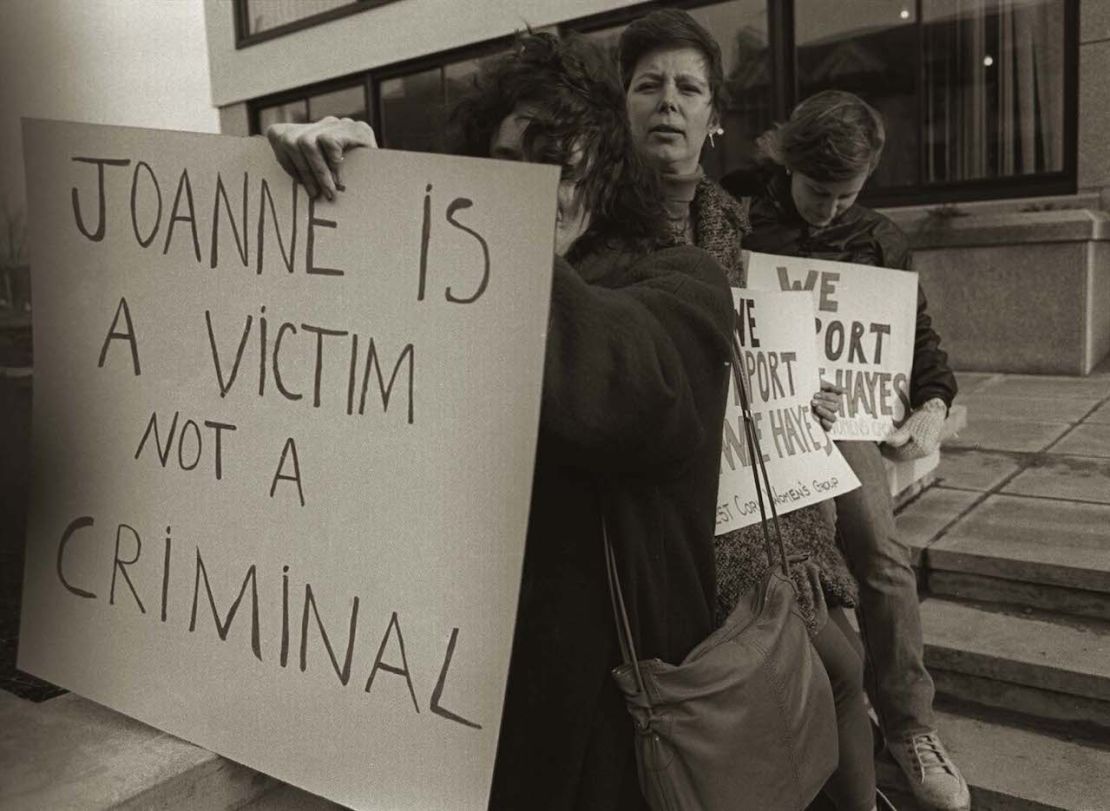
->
[240,711,1110,811]
[241,783,345,809]
[899,489,1110,621]
[876,709,1110,811]
[928,570,1110,624]
[920,599,1110,735]
[0,690,276,810]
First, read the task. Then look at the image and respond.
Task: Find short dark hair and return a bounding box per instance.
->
[756,90,886,181]
[448,31,668,252]
[618,8,727,117]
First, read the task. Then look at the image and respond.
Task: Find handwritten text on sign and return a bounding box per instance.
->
[17,119,559,811]
[745,251,918,441]
[716,288,859,534]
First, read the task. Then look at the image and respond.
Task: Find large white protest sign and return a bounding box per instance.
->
[716,288,859,534]
[18,119,560,810]
[745,251,918,441]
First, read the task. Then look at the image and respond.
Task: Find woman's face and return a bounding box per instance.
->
[789,170,870,227]
[490,104,591,256]
[626,46,718,175]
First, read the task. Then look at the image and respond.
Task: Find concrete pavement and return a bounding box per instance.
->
[4,368,1110,809]
[889,368,1110,810]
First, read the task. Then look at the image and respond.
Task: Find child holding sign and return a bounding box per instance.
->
[723,91,965,811]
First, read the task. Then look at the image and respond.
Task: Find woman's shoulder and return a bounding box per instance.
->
[687,178,748,286]
[632,243,729,285]
[619,245,734,324]
[574,241,726,290]
[695,177,751,237]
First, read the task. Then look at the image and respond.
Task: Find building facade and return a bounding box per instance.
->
[204,0,1110,373]
[205,0,1095,204]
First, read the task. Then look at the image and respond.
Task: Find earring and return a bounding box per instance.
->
[708,126,724,149]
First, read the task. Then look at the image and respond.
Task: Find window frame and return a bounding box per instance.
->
[370,34,517,150]
[241,0,1078,207]
[249,73,374,135]
[234,0,401,49]
[853,0,1079,207]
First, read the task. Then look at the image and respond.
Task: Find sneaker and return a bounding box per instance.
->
[889,731,970,811]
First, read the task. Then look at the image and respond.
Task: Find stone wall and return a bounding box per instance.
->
[1080,1,1110,202]
[906,209,1110,374]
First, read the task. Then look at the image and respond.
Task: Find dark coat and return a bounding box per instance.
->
[688,178,858,631]
[489,243,734,810]
[721,165,958,409]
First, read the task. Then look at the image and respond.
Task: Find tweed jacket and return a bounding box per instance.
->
[688,176,859,631]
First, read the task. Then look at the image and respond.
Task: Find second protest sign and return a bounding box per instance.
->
[716,288,859,534]
[18,119,559,811]
[745,250,918,441]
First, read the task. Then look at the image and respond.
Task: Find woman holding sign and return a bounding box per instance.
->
[722,91,967,811]
[268,33,734,811]
[619,12,880,811]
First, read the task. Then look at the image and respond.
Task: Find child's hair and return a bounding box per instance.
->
[756,90,885,181]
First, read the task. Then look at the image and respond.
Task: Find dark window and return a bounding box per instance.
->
[376,50,509,153]
[255,81,369,134]
[795,0,920,191]
[308,84,370,122]
[922,0,1068,183]
[244,0,1076,205]
[695,0,775,179]
[257,99,308,132]
[794,0,1076,204]
[235,0,400,48]
[378,68,443,152]
[241,0,354,36]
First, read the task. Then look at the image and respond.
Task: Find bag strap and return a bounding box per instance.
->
[603,518,654,724]
[730,331,792,578]
[602,321,791,714]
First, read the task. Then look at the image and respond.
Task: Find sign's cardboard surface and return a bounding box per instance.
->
[18,119,559,810]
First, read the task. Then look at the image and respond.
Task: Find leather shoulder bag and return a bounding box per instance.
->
[604,333,839,811]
